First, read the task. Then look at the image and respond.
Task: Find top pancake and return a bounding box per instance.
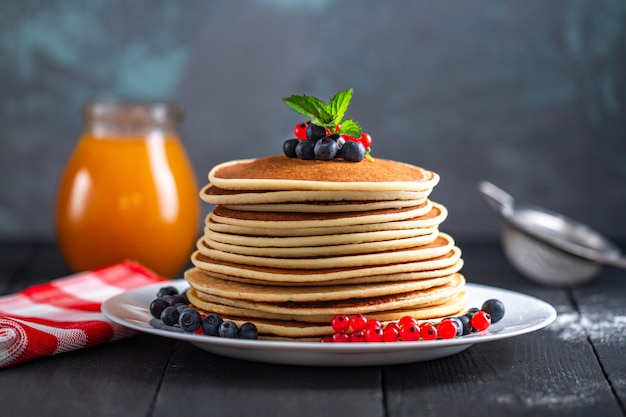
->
[208,155,440,192]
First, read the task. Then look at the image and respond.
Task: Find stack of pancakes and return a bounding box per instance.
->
[185,155,466,340]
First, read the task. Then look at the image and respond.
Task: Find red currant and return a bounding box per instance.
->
[320,336,334,343]
[437,319,459,339]
[340,133,359,142]
[349,330,366,343]
[383,322,400,342]
[332,331,350,343]
[349,314,368,332]
[330,314,350,332]
[399,323,420,341]
[359,133,372,149]
[399,315,418,328]
[365,327,384,343]
[364,319,382,331]
[294,122,309,140]
[331,314,350,333]
[471,310,492,332]
[420,322,438,340]
[386,322,400,331]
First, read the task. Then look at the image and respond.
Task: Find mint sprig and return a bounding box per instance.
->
[282,89,362,138]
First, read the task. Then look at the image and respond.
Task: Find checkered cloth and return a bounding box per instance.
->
[0,261,165,368]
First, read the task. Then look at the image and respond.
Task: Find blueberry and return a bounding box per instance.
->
[456,315,472,335]
[283,138,300,158]
[149,298,170,319]
[341,141,366,162]
[237,322,259,340]
[295,140,316,160]
[465,307,479,319]
[175,304,189,313]
[464,307,480,332]
[306,123,326,141]
[168,294,188,306]
[314,138,338,160]
[218,320,238,338]
[202,314,223,336]
[481,299,505,324]
[178,308,203,332]
[157,286,178,298]
[160,306,180,326]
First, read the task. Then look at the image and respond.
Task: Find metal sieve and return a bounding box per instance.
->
[478,181,626,286]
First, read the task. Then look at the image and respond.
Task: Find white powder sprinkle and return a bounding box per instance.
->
[495,383,608,409]
[548,307,626,344]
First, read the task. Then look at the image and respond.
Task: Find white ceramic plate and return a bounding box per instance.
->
[102,281,556,366]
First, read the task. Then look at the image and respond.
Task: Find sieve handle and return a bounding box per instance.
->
[478,181,515,216]
[603,253,626,270]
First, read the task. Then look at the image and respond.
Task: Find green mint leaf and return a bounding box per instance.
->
[282,95,322,120]
[307,96,333,126]
[282,94,333,126]
[338,119,361,138]
[329,88,353,126]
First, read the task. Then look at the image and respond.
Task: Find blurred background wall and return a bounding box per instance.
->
[1,0,625,244]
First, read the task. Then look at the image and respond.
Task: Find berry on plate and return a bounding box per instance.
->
[481,299,505,324]
[419,322,438,340]
[399,323,420,341]
[437,319,459,340]
[202,313,224,336]
[178,308,202,332]
[471,311,492,332]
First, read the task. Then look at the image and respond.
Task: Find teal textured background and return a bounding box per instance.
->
[1,0,625,242]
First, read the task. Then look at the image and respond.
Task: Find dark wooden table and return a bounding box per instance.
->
[1,240,624,417]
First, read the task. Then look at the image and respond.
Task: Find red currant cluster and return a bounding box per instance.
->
[321,304,499,343]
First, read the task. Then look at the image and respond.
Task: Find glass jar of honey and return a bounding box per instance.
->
[55,100,200,277]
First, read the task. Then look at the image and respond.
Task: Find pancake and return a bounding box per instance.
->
[209,201,434,229]
[196,233,455,270]
[191,246,463,283]
[206,202,447,237]
[185,267,458,303]
[201,230,439,258]
[204,225,438,248]
[208,156,440,192]
[201,258,465,287]
[221,198,427,213]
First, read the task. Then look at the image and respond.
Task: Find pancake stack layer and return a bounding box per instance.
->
[186,155,467,340]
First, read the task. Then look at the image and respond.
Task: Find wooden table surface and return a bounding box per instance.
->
[0,240,624,417]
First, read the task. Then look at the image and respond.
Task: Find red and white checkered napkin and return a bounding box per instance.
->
[0,261,166,369]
